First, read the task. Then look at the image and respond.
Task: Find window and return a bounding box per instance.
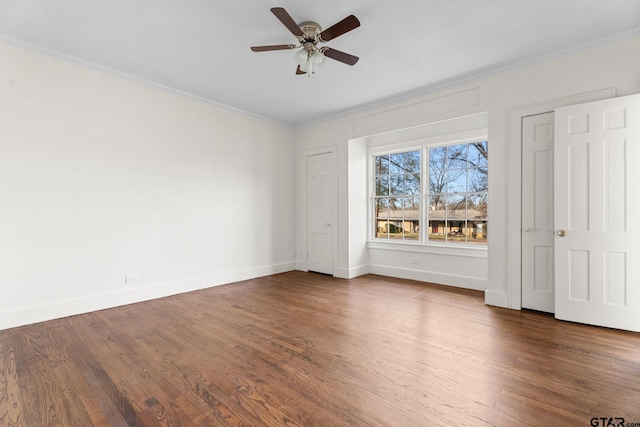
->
[372,139,488,246]
[374,150,421,240]
[428,141,487,245]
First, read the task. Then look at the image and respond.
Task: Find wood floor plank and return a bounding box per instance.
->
[2,271,640,426]
[0,340,23,427]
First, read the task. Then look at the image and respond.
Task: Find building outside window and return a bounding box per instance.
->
[372,139,488,246]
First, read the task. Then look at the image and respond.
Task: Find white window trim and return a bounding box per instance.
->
[367,240,488,258]
[367,129,488,252]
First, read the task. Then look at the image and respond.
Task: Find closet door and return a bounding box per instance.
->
[554,94,640,332]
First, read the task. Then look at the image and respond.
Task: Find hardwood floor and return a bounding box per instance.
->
[1,271,639,426]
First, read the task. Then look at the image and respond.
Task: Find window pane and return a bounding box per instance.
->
[375,219,389,238]
[447,194,466,219]
[404,225,419,240]
[429,168,446,195]
[468,167,488,192]
[403,197,420,221]
[389,153,404,175]
[387,219,403,239]
[375,197,389,238]
[404,151,421,174]
[374,197,390,218]
[447,220,468,244]
[373,197,389,238]
[376,155,389,176]
[427,195,445,243]
[428,195,446,212]
[447,169,467,193]
[375,176,389,196]
[428,220,446,243]
[429,147,446,170]
[389,198,403,216]
[403,197,420,240]
[468,220,487,244]
[468,194,488,219]
[405,173,420,195]
[468,141,488,168]
[447,144,468,168]
[389,175,404,195]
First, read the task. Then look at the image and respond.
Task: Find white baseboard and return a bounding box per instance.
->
[368,264,487,291]
[334,264,370,279]
[484,290,510,308]
[347,264,370,278]
[0,261,296,331]
[295,260,306,271]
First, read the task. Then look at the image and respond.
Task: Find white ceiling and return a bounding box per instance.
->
[1,1,639,127]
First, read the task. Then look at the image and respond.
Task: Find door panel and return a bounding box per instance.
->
[522,112,555,312]
[554,93,640,332]
[307,153,334,275]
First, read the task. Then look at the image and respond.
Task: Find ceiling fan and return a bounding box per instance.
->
[251,7,361,76]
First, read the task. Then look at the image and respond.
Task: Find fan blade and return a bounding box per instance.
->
[251,44,297,52]
[319,15,360,42]
[271,7,303,37]
[296,65,306,75]
[323,48,359,66]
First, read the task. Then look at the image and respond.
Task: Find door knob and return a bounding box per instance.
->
[524,227,535,232]
[557,230,567,237]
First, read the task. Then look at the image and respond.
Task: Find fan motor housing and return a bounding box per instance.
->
[298,21,322,41]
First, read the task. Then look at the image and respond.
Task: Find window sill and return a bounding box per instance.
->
[367,240,488,258]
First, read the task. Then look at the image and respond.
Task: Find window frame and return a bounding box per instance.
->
[368,130,488,251]
[372,148,422,242]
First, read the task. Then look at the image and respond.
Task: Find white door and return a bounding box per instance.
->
[521,112,555,312]
[307,152,334,275]
[554,93,640,332]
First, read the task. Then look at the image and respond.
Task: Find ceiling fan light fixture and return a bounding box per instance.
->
[311,50,326,68]
[298,50,325,76]
[294,48,309,66]
[300,58,311,74]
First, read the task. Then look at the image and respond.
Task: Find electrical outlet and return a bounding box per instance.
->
[125,274,140,284]
[411,258,421,265]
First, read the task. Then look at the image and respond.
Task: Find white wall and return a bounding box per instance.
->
[0,42,296,330]
[3,34,639,330]
[295,35,640,302]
